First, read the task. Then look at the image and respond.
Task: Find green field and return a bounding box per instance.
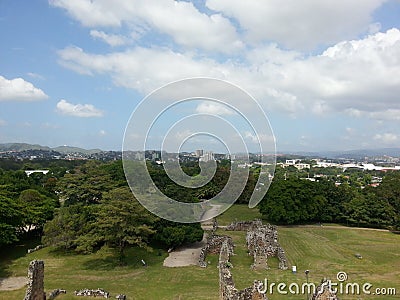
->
[0,205,399,299]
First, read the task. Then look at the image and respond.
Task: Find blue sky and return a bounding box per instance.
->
[1,0,400,152]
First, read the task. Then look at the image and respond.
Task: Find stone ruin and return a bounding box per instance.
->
[212,217,218,232]
[24,260,45,300]
[48,289,67,299]
[246,224,289,270]
[199,217,234,268]
[199,233,233,267]
[27,244,44,254]
[74,288,110,297]
[23,259,124,299]
[225,219,263,231]
[226,220,289,271]
[218,238,267,300]
[311,279,339,300]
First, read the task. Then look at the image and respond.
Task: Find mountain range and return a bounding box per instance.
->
[0,143,102,155]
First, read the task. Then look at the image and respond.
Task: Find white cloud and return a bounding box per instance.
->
[0,119,6,126]
[368,22,382,34]
[373,133,398,144]
[99,129,107,136]
[90,30,127,47]
[57,27,400,120]
[56,99,103,117]
[49,0,122,27]
[206,0,387,50]
[369,109,400,121]
[57,46,229,92]
[26,72,45,80]
[0,75,48,101]
[243,131,274,144]
[251,28,400,115]
[50,0,242,53]
[195,102,234,115]
[344,108,400,122]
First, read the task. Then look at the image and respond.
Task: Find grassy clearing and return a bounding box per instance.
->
[1,205,399,299]
[217,204,263,225]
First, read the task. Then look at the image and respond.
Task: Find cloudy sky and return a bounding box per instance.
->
[1,0,400,152]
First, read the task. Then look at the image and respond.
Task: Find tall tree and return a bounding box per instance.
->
[42,204,95,250]
[0,195,22,246]
[56,161,115,205]
[153,219,203,249]
[78,187,157,262]
[18,189,57,231]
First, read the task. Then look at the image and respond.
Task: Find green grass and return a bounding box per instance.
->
[1,205,399,299]
[217,204,263,225]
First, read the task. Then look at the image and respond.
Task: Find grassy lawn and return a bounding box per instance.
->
[1,205,399,299]
[217,204,263,225]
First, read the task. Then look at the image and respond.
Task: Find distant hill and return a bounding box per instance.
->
[0,143,102,155]
[53,145,102,155]
[0,143,51,152]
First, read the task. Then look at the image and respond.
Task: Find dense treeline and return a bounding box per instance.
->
[41,160,205,261]
[259,173,400,229]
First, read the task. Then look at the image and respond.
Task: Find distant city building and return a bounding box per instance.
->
[294,163,310,170]
[199,151,214,162]
[195,149,204,157]
[315,161,340,168]
[25,170,49,177]
[285,159,298,165]
[135,152,145,160]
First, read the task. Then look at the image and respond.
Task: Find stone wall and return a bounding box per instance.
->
[225,220,262,231]
[24,260,45,300]
[199,233,233,267]
[218,238,267,300]
[246,224,288,270]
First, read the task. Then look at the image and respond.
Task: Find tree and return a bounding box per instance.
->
[375,172,400,214]
[42,204,95,250]
[344,192,396,228]
[259,178,325,224]
[17,189,57,232]
[0,195,22,246]
[56,161,115,205]
[153,219,203,249]
[79,187,157,262]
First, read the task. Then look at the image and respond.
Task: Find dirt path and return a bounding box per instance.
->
[0,277,26,291]
[201,204,222,223]
[163,206,223,268]
[162,237,206,267]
